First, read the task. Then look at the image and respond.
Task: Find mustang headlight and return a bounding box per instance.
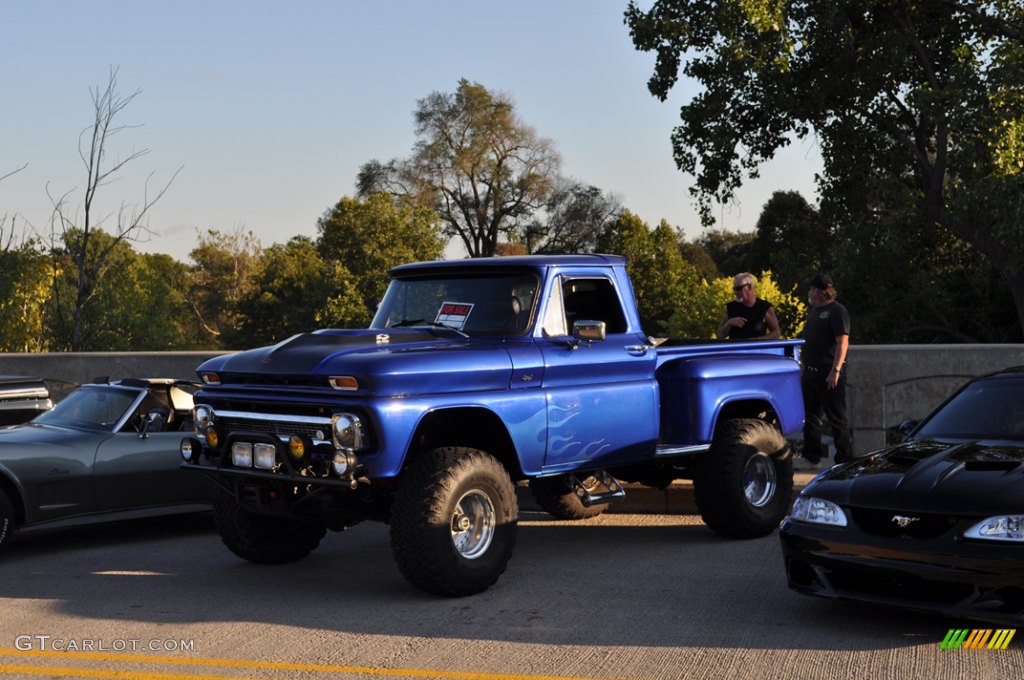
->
[331,413,364,451]
[791,496,848,527]
[965,515,1024,542]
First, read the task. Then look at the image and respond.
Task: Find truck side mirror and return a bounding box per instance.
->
[571,320,606,348]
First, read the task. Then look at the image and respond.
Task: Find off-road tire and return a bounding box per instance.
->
[693,418,792,539]
[390,447,518,597]
[0,489,14,551]
[213,487,326,564]
[529,475,609,520]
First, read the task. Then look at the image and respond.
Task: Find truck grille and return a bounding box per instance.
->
[217,411,333,442]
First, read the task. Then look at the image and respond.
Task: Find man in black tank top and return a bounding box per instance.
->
[716,272,781,340]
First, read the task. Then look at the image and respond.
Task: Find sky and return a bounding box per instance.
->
[2,0,821,263]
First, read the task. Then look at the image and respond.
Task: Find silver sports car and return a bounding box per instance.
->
[0,378,213,550]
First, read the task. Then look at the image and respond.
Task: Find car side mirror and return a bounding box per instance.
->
[140,409,168,439]
[897,419,919,441]
[569,320,606,349]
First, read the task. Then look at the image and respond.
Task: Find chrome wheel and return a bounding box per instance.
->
[450,489,496,559]
[743,454,777,508]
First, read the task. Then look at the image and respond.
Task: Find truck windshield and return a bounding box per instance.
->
[371,273,539,337]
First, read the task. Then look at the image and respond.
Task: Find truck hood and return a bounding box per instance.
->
[199,329,515,396]
[808,438,1024,515]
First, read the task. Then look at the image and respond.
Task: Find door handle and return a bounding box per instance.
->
[624,345,649,356]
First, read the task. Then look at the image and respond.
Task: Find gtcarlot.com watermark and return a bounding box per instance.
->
[14,635,195,653]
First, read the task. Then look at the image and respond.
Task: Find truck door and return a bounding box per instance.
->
[537,274,658,470]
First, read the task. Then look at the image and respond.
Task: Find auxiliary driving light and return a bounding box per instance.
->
[254,443,277,470]
[204,425,220,449]
[332,451,355,476]
[288,435,306,460]
[180,438,197,462]
[231,442,253,468]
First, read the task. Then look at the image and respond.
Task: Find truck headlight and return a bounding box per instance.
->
[331,413,364,451]
[194,406,213,438]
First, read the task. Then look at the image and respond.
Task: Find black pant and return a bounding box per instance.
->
[801,366,852,463]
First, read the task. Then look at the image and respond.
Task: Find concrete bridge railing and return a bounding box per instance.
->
[2,345,1023,456]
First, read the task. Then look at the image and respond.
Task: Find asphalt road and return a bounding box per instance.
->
[0,511,1019,680]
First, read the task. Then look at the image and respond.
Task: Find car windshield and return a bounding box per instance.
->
[916,377,1024,441]
[370,272,539,337]
[33,385,142,432]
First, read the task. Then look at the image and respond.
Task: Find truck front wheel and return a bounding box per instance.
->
[390,447,518,597]
[693,418,792,539]
[213,487,326,564]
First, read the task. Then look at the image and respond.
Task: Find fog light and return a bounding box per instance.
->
[205,425,220,449]
[231,442,253,467]
[289,435,306,460]
[332,451,354,476]
[254,443,277,470]
[180,438,197,462]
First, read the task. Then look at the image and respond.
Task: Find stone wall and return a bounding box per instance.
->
[2,346,1023,454]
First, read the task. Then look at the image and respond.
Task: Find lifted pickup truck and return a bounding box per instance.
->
[181,255,803,595]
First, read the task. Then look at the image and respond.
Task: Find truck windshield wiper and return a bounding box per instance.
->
[390,319,469,338]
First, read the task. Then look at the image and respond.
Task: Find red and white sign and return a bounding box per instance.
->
[435,301,474,330]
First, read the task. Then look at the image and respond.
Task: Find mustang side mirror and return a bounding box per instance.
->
[897,419,919,441]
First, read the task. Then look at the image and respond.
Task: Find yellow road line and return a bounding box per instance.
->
[0,649,632,680]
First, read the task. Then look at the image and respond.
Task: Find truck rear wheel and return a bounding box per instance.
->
[213,487,326,564]
[390,447,518,597]
[693,418,792,538]
[529,475,609,520]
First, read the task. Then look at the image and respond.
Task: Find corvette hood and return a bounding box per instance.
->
[198,329,516,396]
[808,438,1024,515]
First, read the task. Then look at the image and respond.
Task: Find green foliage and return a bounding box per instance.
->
[317,192,444,317]
[0,239,50,351]
[233,237,364,347]
[626,0,1024,335]
[187,228,263,349]
[750,191,830,295]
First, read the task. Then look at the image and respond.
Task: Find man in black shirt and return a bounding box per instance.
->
[716,273,781,340]
[796,273,852,470]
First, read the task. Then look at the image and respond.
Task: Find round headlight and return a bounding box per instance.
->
[194,406,213,437]
[180,438,197,462]
[332,413,363,451]
[332,451,354,476]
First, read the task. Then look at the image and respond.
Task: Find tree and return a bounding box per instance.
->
[693,229,756,278]
[750,191,831,294]
[358,79,561,257]
[626,0,1024,335]
[46,67,182,350]
[522,180,622,254]
[233,237,364,347]
[317,193,444,316]
[187,228,263,348]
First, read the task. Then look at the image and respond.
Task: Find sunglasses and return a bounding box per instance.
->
[733,283,751,292]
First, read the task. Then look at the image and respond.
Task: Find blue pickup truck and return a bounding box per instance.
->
[181,255,803,595]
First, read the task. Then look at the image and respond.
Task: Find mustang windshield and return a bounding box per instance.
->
[33,385,142,432]
[915,377,1024,441]
[371,273,539,337]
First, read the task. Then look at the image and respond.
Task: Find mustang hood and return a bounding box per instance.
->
[814,438,1024,515]
[199,329,516,396]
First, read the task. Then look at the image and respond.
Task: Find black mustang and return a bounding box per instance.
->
[780,367,1024,624]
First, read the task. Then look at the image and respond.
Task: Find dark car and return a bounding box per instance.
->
[780,367,1024,624]
[0,378,213,550]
